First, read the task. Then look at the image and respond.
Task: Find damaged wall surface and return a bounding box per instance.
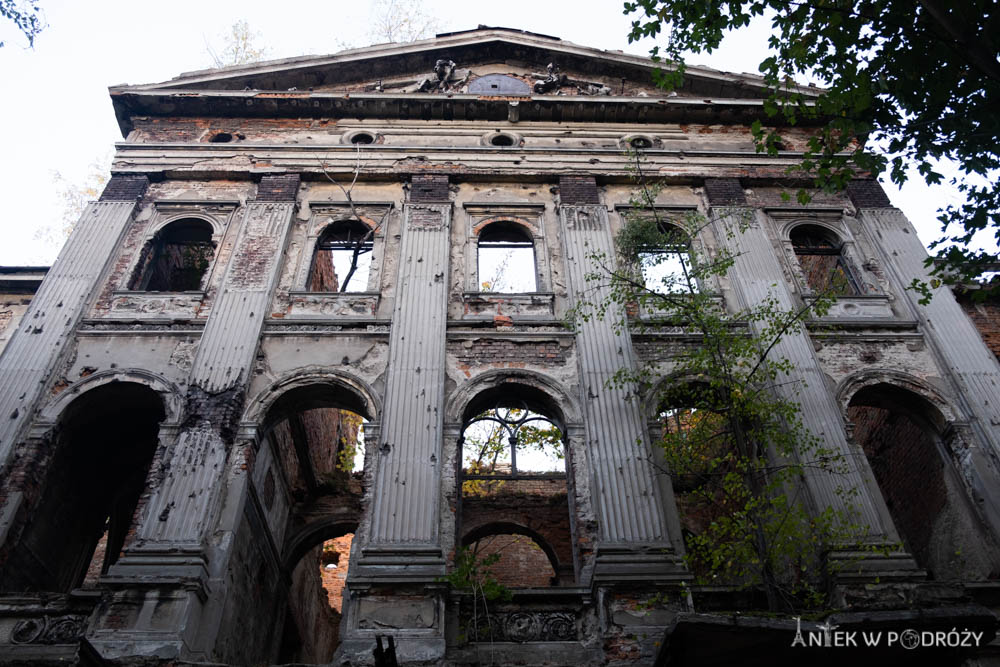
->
[1,26,1000,667]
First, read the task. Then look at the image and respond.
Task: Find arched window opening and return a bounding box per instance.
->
[848,383,995,579]
[262,383,370,663]
[130,219,215,292]
[308,220,374,293]
[1,382,164,592]
[457,385,574,587]
[637,223,696,294]
[656,384,736,580]
[790,225,860,296]
[477,221,537,293]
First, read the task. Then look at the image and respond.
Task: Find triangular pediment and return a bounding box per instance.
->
[109,27,823,135]
[119,26,806,101]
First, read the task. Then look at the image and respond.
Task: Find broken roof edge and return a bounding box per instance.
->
[113,26,823,99]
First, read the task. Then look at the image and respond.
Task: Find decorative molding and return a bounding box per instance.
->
[10,615,88,645]
[467,611,577,642]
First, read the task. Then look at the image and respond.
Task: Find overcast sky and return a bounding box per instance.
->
[0,0,969,266]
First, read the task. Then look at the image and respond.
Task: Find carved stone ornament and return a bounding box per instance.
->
[532,63,568,94]
[468,611,577,642]
[409,59,471,93]
[531,63,611,96]
[10,615,87,645]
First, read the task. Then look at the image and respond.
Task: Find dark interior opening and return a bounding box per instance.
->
[130,219,215,292]
[0,382,164,592]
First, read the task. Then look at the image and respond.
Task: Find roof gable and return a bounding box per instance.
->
[121,27,802,101]
[108,27,824,136]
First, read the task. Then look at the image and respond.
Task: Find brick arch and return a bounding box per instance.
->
[836,369,957,430]
[642,373,714,421]
[1,381,166,592]
[151,212,226,237]
[840,374,998,578]
[282,518,359,573]
[445,368,581,426]
[778,218,848,242]
[472,215,539,239]
[38,368,182,427]
[315,215,379,236]
[242,368,380,428]
[461,521,561,583]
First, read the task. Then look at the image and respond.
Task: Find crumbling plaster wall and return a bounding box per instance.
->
[0,293,32,357]
[124,116,822,155]
[270,181,403,321]
[91,181,252,320]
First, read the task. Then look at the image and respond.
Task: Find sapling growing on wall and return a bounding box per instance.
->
[571,151,874,611]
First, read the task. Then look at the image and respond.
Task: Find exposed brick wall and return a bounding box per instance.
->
[559,175,600,205]
[320,533,354,613]
[282,545,339,664]
[452,339,568,367]
[474,534,555,588]
[461,478,573,586]
[703,178,747,206]
[409,174,449,202]
[847,179,893,208]
[130,117,322,143]
[256,174,301,202]
[849,404,945,570]
[632,337,687,363]
[956,292,1000,360]
[99,175,150,202]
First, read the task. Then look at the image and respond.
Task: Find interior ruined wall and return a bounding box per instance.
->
[284,545,341,664]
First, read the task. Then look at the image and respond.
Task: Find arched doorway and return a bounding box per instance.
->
[1,381,165,592]
[847,382,997,579]
[258,381,370,664]
[456,382,575,588]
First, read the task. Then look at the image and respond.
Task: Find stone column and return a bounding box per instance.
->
[557,176,686,582]
[356,175,451,575]
[341,175,451,666]
[0,176,149,546]
[849,181,1000,544]
[704,178,919,578]
[92,175,301,660]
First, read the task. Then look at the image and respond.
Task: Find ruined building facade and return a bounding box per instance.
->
[1,27,1000,665]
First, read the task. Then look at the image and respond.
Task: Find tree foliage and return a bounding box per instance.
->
[206,19,270,68]
[367,0,442,44]
[573,152,872,611]
[0,0,43,48]
[460,407,563,496]
[624,0,1000,289]
[37,152,111,252]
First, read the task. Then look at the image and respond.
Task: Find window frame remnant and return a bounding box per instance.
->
[790,224,861,296]
[460,401,564,480]
[636,222,697,294]
[476,220,538,294]
[307,219,375,293]
[130,218,216,292]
